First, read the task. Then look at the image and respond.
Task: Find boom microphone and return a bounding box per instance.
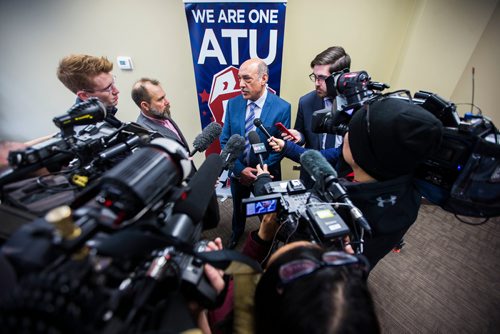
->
[253,118,272,139]
[163,154,223,243]
[190,122,222,157]
[300,150,372,233]
[220,134,245,170]
[248,131,266,168]
[53,98,107,129]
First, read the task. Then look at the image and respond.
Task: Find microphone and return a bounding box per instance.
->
[53,97,107,129]
[300,150,372,233]
[253,118,272,139]
[190,122,222,157]
[248,131,266,168]
[163,154,223,243]
[220,134,245,171]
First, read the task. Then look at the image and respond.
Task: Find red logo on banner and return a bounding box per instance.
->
[205,66,241,155]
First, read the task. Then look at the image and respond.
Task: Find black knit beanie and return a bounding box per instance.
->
[348,98,443,181]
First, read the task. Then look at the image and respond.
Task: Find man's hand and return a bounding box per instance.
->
[256,163,273,179]
[257,213,279,242]
[239,166,257,186]
[268,136,285,153]
[281,128,302,143]
[191,237,225,333]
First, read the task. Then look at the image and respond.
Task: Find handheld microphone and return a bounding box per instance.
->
[220,134,245,171]
[300,150,372,233]
[248,131,266,168]
[53,98,107,129]
[253,118,272,139]
[190,122,222,157]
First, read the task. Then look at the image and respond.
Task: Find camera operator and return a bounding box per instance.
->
[282,46,351,188]
[269,98,443,270]
[56,54,122,129]
[199,164,378,334]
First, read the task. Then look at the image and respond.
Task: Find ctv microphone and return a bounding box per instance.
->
[300,150,372,233]
[253,118,272,139]
[190,122,222,157]
[248,131,266,168]
[53,97,107,129]
[220,134,245,171]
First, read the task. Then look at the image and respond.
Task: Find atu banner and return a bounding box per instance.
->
[184,0,287,155]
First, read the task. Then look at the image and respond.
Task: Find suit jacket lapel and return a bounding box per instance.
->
[166,117,189,149]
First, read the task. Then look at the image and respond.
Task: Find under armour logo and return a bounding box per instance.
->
[376,195,397,207]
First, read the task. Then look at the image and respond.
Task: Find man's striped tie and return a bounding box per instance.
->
[243,102,257,164]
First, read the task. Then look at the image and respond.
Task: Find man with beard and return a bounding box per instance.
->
[132,78,189,149]
[132,78,220,229]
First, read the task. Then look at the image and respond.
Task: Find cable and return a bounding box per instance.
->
[454,214,489,226]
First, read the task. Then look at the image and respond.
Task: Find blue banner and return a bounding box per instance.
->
[184,0,287,155]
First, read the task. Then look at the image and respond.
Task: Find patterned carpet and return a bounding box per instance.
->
[204,198,500,333]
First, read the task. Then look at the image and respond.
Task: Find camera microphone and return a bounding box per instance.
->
[190,122,222,157]
[248,131,266,168]
[253,118,272,139]
[220,134,245,171]
[53,98,107,129]
[300,150,372,233]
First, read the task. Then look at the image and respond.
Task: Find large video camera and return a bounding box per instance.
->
[0,98,160,217]
[311,69,390,136]
[0,139,255,333]
[310,70,500,218]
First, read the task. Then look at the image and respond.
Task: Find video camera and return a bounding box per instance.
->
[311,69,390,136]
[243,179,352,250]
[310,70,500,218]
[243,151,372,252]
[0,98,161,217]
[0,139,257,333]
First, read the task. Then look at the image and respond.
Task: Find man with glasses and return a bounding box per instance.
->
[57,54,122,128]
[283,47,351,188]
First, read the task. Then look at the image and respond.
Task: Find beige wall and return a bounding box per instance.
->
[0,0,498,175]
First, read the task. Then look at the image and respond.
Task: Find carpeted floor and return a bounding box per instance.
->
[204,198,500,333]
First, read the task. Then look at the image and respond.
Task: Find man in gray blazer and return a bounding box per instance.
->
[132,78,220,229]
[132,78,190,150]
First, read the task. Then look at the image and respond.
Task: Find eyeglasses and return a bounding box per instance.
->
[278,251,368,285]
[84,76,117,94]
[309,73,329,82]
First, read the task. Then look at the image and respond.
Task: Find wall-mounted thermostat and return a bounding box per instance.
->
[117,56,133,70]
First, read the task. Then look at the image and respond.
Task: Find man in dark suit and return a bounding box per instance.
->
[284,47,351,187]
[132,78,190,149]
[220,58,291,249]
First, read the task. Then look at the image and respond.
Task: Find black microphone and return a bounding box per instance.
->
[300,150,372,233]
[248,131,266,168]
[220,134,245,171]
[163,154,223,243]
[190,122,222,157]
[53,97,107,129]
[253,118,272,139]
